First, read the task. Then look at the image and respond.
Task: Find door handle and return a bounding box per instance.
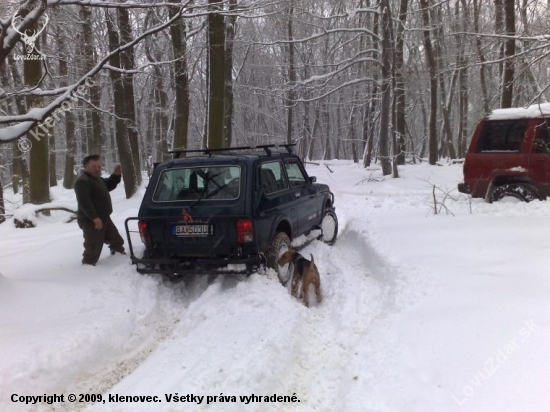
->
[295,192,301,198]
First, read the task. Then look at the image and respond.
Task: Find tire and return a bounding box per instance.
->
[266,232,292,285]
[489,184,538,203]
[319,208,338,245]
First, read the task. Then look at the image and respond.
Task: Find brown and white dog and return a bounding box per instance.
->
[278,250,322,307]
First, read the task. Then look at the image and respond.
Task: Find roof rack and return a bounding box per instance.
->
[169,144,296,159]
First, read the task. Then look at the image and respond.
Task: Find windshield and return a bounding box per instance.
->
[153,165,241,202]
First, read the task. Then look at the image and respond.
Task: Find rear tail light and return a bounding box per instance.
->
[236,219,253,243]
[138,221,149,244]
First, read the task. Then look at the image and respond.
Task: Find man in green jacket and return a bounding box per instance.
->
[74,154,125,266]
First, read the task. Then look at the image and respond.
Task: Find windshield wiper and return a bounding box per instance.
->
[190,172,228,208]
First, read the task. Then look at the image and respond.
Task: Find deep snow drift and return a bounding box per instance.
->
[1,161,550,412]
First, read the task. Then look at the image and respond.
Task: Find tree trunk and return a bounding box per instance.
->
[300,63,312,159]
[286,1,297,146]
[7,54,30,200]
[24,21,49,204]
[347,92,360,163]
[63,112,76,188]
[322,102,332,160]
[434,9,457,161]
[55,23,76,189]
[472,0,490,114]
[419,0,438,165]
[207,0,226,149]
[494,0,505,83]
[363,3,378,168]
[224,0,237,147]
[118,6,142,184]
[501,0,515,108]
[394,0,409,165]
[106,10,138,198]
[80,6,102,156]
[378,0,393,175]
[169,7,190,153]
[458,0,470,157]
[144,18,170,162]
[308,102,321,160]
[49,134,57,186]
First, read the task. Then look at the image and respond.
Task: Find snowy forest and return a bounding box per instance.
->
[1,0,550,210]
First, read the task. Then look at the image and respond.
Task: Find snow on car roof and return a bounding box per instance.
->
[488,103,550,120]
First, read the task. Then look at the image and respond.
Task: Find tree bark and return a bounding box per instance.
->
[494,0,505,83]
[207,0,226,149]
[501,0,515,108]
[472,0,490,114]
[55,24,76,189]
[24,20,50,204]
[118,6,142,184]
[223,0,237,147]
[300,63,312,159]
[322,102,332,160]
[394,0,409,165]
[378,0,393,175]
[7,55,30,201]
[144,16,170,162]
[80,6,103,156]
[106,10,138,198]
[434,5,456,160]
[363,11,378,168]
[286,0,297,146]
[169,7,190,154]
[49,134,57,186]
[419,0,438,165]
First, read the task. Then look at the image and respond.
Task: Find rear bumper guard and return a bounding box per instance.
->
[124,216,264,277]
[131,255,264,276]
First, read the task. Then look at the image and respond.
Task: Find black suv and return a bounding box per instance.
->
[125,145,338,282]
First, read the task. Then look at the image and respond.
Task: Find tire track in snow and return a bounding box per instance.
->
[31,272,225,412]
[272,224,409,411]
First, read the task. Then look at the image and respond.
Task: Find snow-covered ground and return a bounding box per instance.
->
[2,161,550,412]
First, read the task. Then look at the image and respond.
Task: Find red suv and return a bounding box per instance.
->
[458,105,550,202]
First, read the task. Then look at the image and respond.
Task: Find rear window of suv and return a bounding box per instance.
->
[153,165,241,202]
[475,119,527,153]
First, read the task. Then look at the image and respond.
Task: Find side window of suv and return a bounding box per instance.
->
[475,119,527,153]
[260,161,289,194]
[534,120,550,153]
[285,161,307,188]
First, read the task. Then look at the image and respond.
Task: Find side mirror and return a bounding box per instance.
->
[310,176,317,183]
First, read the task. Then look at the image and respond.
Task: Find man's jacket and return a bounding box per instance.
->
[74,172,121,222]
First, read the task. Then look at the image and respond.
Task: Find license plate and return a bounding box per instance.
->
[172,224,212,237]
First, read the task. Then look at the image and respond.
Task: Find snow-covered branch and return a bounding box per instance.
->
[0,3,189,142]
[256,27,380,47]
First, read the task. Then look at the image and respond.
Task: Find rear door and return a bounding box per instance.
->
[530,118,550,197]
[283,158,320,234]
[147,163,245,258]
[256,160,299,238]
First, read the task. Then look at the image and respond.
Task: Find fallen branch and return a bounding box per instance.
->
[14,206,77,228]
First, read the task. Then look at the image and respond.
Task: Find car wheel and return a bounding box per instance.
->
[266,232,292,285]
[489,184,538,203]
[320,208,338,245]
